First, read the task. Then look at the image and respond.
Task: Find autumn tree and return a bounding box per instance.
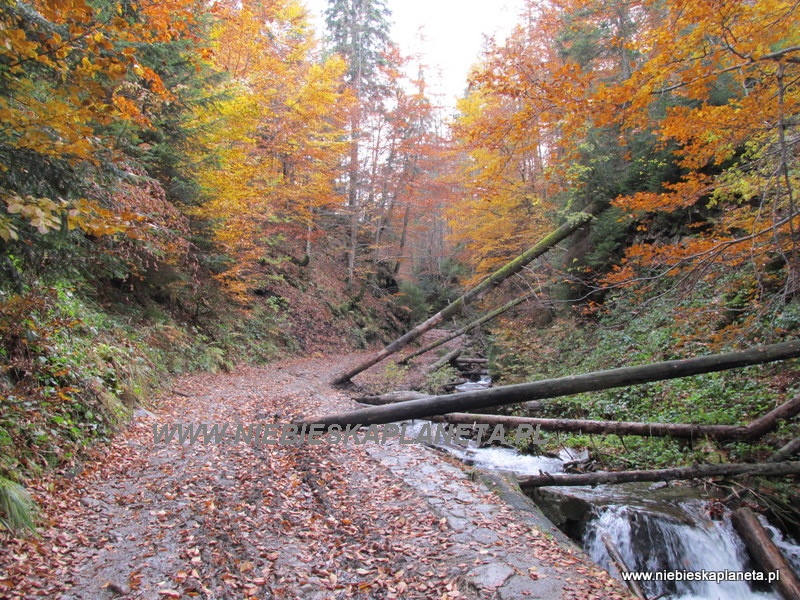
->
[446,0,799,346]
[0,0,211,287]
[595,0,800,306]
[192,0,351,297]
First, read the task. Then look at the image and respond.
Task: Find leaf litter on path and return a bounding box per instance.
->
[0,354,629,599]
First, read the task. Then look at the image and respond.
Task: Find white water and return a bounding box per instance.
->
[585,502,786,600]
[403,419,569,476]
[455,445,565,476]
[408,418,800,599]
[454,375,492,392]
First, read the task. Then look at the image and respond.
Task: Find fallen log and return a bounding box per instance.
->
[516,461,800,488]
[431,413,750,440]
[400,294,535,364]
[424,348,462,375]
[748,398,800,438]
[770,436,800,462]
[455,358,489,365]
[428,395,800,441]
[332,205,601,384]
[355,391,432,405]
[305,340,800,428]
[731,507,800,600]
[441,380,467,391]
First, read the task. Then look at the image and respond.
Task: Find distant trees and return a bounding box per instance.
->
[324,0,394,287]
[322,0,453,293]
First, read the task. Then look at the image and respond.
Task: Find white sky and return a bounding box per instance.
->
[302,0,526,106]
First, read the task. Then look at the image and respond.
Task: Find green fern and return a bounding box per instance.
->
[0,476,36,533]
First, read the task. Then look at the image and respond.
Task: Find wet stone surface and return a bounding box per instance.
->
[365,426,630,599]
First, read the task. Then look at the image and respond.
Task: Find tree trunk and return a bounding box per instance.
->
[400,293,536,363]
[356,391,432,405]
[309,340,800,427]
[516,461,800,488]
[331,204,601,384]
[346,103,361,291]
[429,395,800,441]
[393,202,412,276]
[424,348,462,375]
[731,507,800,600]
[770,436,800,462]
[747,397,800,438]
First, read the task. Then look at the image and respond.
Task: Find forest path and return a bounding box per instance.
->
[0,352,629,599]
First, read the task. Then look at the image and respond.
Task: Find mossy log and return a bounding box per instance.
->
[309,340,800,428]
[331,205,601,384]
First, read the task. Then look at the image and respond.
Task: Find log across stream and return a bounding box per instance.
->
[401,419,800,600]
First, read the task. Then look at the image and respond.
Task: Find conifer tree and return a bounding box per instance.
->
[323,0,394,287]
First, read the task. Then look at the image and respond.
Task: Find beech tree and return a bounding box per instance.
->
[192,0,351,297]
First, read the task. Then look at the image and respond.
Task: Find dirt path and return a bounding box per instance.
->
[0,353,630,599]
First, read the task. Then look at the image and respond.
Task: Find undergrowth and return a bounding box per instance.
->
[0,280,294,532]
[490,278,800,471]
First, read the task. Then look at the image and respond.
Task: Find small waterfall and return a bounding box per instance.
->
[584,502,785,600]
[407,418,800,599]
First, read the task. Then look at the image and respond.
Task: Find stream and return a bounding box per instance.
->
[407,419,800,600]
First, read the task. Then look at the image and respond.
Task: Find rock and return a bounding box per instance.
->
[523,400,544,414]
[80,497,108,510]
[467,562,514,589]
[106,581,131,595]
[133,407,157,420]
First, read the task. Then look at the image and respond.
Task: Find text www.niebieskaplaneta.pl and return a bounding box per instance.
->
[152,422,546,447]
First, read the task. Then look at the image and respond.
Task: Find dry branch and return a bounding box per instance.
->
[601,532,648,599]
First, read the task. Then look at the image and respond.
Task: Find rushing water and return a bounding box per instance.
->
[584,502,789,600]
[413,421,800,600]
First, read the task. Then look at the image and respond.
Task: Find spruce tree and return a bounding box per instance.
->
[323,0,394,287]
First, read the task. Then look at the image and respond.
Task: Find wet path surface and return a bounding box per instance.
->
[0,353,629,599]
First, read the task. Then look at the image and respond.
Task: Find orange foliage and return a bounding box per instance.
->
[0,0,205,242]
[450,0,800,302]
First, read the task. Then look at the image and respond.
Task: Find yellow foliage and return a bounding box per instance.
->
[191,0,350,294]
